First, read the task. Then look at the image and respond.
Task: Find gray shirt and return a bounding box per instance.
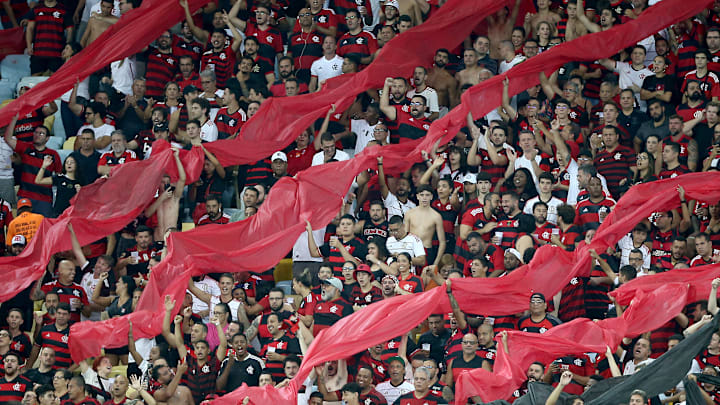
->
[635,118,669,144]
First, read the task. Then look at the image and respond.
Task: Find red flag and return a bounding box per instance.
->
[0,28,25,60]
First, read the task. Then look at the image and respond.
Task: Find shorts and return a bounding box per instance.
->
[30,55,62,74]
[426,246,438,267]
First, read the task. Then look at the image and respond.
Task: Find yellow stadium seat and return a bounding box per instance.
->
[273,258,293,282]
[181,222,195,231]
[63,137,76,150]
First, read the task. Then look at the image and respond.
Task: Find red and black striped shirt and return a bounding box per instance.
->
[35,323,71,369]
[15,141,61,203]
[13,108,47,143]
[201,47,236,88]
[319,237,367,278]
[337,31,378,65]
[29,4,72,58]
[594,145,635,200]
[517,314,561,333]
[173,36,203,67]
[575,197,615,233]
[288,30,324,77]
[182,356,221,404]
[0,375,32,403]
[214,107,246,140]
[246,23,284,64]
[145,49,178,98]
[313,297,353,336]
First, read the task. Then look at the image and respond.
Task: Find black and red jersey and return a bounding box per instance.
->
[675,26,702,77]
[133,130,156,160]
[591,124,631,149]
[0,0,29,28]
[120,242,163,277]
[173,36,203,67]
[532,222,558,244]
[450,355,485,383]
[683,70,720,101]
[293,8,338,35]
[214,107,246,140]
[550,354,595,395]
[98,150,138,167]
[558,276,586,321]
[517,314,561,333]
[260,335,302,382]
[650,319,682,357]
[313,298,353,336]
[35,323,71,369]
[288,30,324,77]
[495,213,529,250]
[658,164,691,179]
[594,145,635,200]
[432,199,459,237]
[361,219,388,243]
[246,23,284,65]
[460,207,495,243]
[575,197,615,232]
[201,47,236,88]
[41,281,89,324]
[244,158,272,188]
[356,352,387,384]
[479,148,509,186]
[459,244,504,278]
[387,105,431,143]
[663,134,694,167]
[397,273,423,294]
[13,107,47,142]
[650,227,679,266]
[696,349,720,369]
[319,237,367,278]
[175,72,202,93]
[350,285,383,307]
[29,4,72,58]
[337,31,378,65]
[585,265,611,316]
[145,49,178,98]
[197,212,231,226]
[394,389,445,405]
[182,355,221,404]
[15,141,61,203]
[0,375,32,403]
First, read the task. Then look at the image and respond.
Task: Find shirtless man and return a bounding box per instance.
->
[486,0,522,60]
[456,49,482,88]
[524,0,560,38]
[404,184,445,267]
[145,147,186,241]
[152,360,193,405]
[80,0,116,47]
[427,49,459,110]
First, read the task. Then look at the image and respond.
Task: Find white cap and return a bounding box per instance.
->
[505,248,523,263]
[11,235,26,246]
[322,277,343,291]
[386,0,400,9]
[271,151,287,162]
[461,173,477,184]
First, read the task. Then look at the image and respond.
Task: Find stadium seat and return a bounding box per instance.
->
[0,79,14,101]
[273,258,293,282]
[51,100,66,140]
[63,137,76,150]
[0,54,30,82]
[56,148,72,163]
[275,280,292,296]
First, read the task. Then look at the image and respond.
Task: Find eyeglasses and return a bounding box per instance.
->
[374,128,387,132]
[636,155,648,160]
[346,15,357,20]
[409,102,424,106]
[342,266,355,270]
[530,299,545,304]
[556,105,568,110]
[299,13,311,17]
[0,332,9,337]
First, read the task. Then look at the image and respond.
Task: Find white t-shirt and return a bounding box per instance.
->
[382,192,416,219]
[523,195,564,225]
[617,233,651,270]
[80,270,103,322]
[407,86,440,114]
[78,123,115,153]
[310,55,344,83]
[566,159,611,206]
[350,119,379,155]
[200,120,219,142]
[614,61,654,110]
[499,54,526,74]
[311,149,350,166]
[293,228,326,262]
[386,233,426,258]
[191,276,221,323]
[0,138,13,179]
[376,380,414,405]
[623,358,655,375]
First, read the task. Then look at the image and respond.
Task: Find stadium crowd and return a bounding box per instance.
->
[2,0,720,403]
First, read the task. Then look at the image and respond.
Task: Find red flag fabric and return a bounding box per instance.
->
[455,283,691,404]
[0,28,25,60]
[66,3,715,404]
[611,264,720,306]
[0,144,204,302]
[0,0,210,128]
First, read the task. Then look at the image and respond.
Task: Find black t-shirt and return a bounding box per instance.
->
[218,356,263,392]
[23,367,54,387]
[52,173,80,216]
[417,328,451,365]
[69,150,101,186]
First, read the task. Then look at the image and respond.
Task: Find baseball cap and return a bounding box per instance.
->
[271,151,287,162]
[322,277,343,291]
[387,355,405,366]
[462,173,477,184]
[183,85,199,95]
[530,292,546,302]
[505,248,523,263]
[17,198,32,210]
[385,0,400,10]
[381,274,398,284]
[353,264,374,281]
[11,235,26,246]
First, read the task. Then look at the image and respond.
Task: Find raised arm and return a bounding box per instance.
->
[200,144,226,178]
[576,0,601,33]
[376,156,390,199]
[162,295,181,348]
[379,78,397,121]
[227,0,247,32]
[179,0,209,44]
[314,105,336,150]
[306,220,322,258]
[710,278,720,316]
[154,360,188,402]
[35,156,55,186]
[445,279,466,330]
[3,114,18,150]
[546,371,573,405]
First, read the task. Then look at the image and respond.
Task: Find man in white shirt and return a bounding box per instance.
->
[77,101,115,153]
[311,132,350,166]
[375,356,414,404]
[406,66,439,121]
[350,104,383,155]
[623,338,655,375]
[191,274,221,323]
[498,40,526,74]
[385,215,426,268]
[189,98,218,142]
[599,45,654,110]
[377,156,416,218]
[523,172,564,224]
[309,36,344,92]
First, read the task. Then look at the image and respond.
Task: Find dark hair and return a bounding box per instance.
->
[215,302,231,316]
[398,14,412,24]
[56,302,71,313]
[664,141,680,154]
[87,101,107,118]
[119,275,136,297]
[342,382,361,394]
[619,265,637,280]
[340,213,356,223]
[532,201,548,213]
[556,204,575,224]
[284,355,301,367]
[416,184,434,196]
[151,364,168,381]
[36,385,55,398]
[205,195,222,206]
[136,225,152,236]
[191,98,211,117]
[186,119,201,129]
[389,215,404,225]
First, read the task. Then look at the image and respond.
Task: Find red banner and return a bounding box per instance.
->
[0,0,211,127]
[611,264,720,306]
[0,27,25,60]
